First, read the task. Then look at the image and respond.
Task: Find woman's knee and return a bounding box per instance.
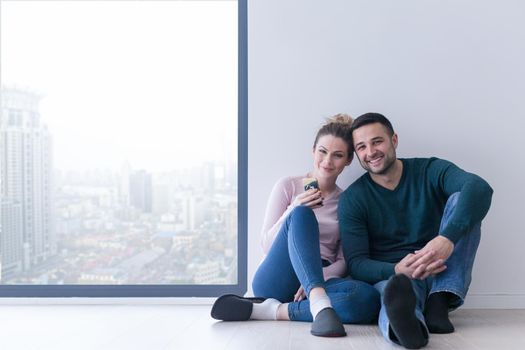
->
[287,206,319,240]
[289,205,315,221]
[291,204,313,213]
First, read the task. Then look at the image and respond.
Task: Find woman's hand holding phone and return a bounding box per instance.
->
[293,188,324,208]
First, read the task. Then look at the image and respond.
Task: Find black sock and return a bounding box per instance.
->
[424,292,455,334]
[384,274,428,349]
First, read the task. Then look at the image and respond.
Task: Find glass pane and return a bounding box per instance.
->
[1,0,238,286]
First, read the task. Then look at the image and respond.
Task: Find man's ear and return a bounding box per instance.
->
[392,133,398,149]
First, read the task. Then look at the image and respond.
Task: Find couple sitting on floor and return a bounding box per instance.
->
[211,113,493,349]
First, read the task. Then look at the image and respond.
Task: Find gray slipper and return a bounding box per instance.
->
[211,294,266,321]
[310,308,347,337]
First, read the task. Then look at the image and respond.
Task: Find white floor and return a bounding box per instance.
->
[0,305,524,350]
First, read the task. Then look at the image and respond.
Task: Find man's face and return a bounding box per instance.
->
[352,122,398,175]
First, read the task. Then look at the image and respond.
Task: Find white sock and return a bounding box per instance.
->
[250,298,281,320]
[309,295,332,320]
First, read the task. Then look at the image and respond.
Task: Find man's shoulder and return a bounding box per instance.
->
[402,157,455,173]
[341,173,370,200]
[402,156,442,165]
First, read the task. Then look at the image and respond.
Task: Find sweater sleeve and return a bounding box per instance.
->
[338,190,395,284]
[260,177,298,254]
[430,159,494,243]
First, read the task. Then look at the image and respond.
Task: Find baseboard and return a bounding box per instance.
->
[462,294,525,309]
[1,295,525,308]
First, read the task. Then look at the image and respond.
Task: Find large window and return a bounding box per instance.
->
[0,0,247,297]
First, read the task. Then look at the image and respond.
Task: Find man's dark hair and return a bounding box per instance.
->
[350,112,395,136]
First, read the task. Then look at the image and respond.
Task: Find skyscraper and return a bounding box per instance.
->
[0,199,23,280]
[1,87,55,279]
[129,170,153,213]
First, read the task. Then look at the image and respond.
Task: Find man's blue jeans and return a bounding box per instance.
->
[252,205,380,323]
[374,192,482,344]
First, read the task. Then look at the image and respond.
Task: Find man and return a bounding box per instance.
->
[339,113,493,349]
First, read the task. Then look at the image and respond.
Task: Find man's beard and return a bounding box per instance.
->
[360,152,396,175]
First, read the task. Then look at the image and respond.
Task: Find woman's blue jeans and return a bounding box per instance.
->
[252,205,380,323]
[374,192,482,344]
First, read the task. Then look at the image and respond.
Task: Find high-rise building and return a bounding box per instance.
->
[1,87,55,277]
[129,170,152,213]
[0,199,23,281]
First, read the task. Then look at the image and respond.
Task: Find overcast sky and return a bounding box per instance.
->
[1,0,237,172]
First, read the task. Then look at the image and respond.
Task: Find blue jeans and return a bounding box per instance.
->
[374,192,482,344]
[252,205,380,323]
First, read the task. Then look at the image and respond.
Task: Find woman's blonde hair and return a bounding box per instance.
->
[313,113,354,155]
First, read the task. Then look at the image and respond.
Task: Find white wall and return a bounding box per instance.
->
[248,0,525,308]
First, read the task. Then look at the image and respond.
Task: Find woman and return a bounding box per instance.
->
[211,114,380,337]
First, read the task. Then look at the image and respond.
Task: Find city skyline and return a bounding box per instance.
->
[1,86,238,285]
[0,0,239,286]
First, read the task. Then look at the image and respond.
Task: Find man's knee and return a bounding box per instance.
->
[443,192,460,218]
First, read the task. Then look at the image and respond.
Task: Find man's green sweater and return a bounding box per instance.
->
[338,157,493,284]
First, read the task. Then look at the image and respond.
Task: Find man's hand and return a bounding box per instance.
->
[399,236,454,279]
[395,250,438,279]
[413,235,454,278]
[414,235,454,265]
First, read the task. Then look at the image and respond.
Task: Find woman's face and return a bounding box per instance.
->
[312,135,352,181]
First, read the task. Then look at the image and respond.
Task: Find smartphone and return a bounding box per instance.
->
[302,177,323,206]
[303,177,319,191]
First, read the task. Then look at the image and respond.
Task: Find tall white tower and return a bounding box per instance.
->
[1,86,55,279]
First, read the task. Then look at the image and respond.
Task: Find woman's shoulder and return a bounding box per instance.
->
[274,175,305,187]
[271,175,304,195]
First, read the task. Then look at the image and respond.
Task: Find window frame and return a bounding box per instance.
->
[0,0,247,298]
